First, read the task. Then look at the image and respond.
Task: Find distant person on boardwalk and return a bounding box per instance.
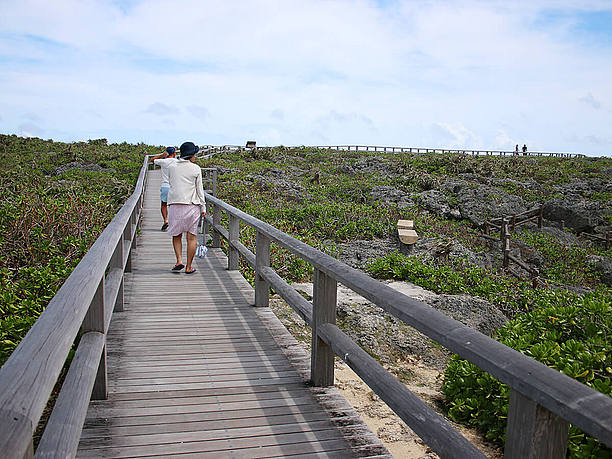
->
[150,146,178,231]
[522,144,528,155]
[515,144,519,155]
[167,141,206,274]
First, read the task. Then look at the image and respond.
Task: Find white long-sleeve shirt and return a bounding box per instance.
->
[167,160,206,210]
[153,157,178,187]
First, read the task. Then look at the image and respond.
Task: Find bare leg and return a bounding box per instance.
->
[185,232,197,272]
[172,234,183,266]
[161,201,168,223]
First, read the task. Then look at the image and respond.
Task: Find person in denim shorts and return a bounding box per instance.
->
[150,146,178,230]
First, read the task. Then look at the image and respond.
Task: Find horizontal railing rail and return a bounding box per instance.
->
[204,191,611,458]
[196,144,585,158]
[149,161,217,196]
[311,145,585,157]
[0,156,149,459]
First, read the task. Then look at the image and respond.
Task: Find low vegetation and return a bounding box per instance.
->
[2,138,611,456]
[0,134,158,364]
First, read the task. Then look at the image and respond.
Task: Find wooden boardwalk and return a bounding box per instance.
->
[77,171,388,458]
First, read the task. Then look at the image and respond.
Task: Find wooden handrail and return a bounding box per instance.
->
[313,145,584,157]
[204,191,612,457]
[196,144,586,158]
[490,206,541,224]
[0,156,149,458]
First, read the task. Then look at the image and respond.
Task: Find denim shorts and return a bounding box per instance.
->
[160,186,170,202]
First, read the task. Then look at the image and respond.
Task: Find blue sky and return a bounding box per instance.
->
[1,0,611,156]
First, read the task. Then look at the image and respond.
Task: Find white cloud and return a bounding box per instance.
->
[187,105,209,120]
[583,134,610,146]
[493,130,520,151]
[579,93,602,109]
[145,102,180,116]
[18,122,44,138]
[270,109,284,120]
[0,0,611,155]
[430,122,481,148]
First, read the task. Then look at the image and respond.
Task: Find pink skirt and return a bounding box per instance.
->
[167,204,201,236]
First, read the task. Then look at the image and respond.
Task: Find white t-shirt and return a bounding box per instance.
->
[154,157,179,187]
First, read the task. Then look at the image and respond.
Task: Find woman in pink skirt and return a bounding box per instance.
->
[166,141,206,274]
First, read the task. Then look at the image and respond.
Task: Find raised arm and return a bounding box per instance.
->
[150,151,169,163]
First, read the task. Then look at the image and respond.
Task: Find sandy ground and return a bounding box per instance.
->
[334,360,437,458]
[277,281,503,458]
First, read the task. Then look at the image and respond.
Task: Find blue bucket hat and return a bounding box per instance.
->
[166,146,176,154]
[180,141,199,159]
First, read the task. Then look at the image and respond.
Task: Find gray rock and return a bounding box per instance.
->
[245,174,309,201]
[542,197,606,232]
[457,186,527,227]
[422,294,508,336]
[588,255,612,286]
[335,238,398,270]
[558,178,609,195]
[341,157,395,176]
[440,180,469,195]
[540,226,580,246]
[511,239,544,269]
[369,186,414,209]
[415,190,461,219]
[411,236,497,270]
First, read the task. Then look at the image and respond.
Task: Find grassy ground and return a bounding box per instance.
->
[2,139,610,456]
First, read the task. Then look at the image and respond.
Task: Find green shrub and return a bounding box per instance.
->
[366,251,612,456]
[0,134,156,366]
[516,230,603,287]
[442,289,612,458]
[366,252,530,317]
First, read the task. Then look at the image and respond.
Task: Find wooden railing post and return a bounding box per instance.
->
[255,231,271,307]
[505,389,568,458]
[110,234,124,312]
[211,169,218,197]
[123,217,133,273]
[81,278,107,400]
[202,202,210,244]
[538,204,543,229]
[212,204,221,248]
[311,268,337,386]
[228,214,239,270]
[502,219,510,268]
[132,207,139,245]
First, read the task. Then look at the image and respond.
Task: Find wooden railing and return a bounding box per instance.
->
[482,206,543,279]
[486,206,543,235]
[312,145,585,158]
[204,192,612,458]
[196,144,586,158]
[0,157,148,459]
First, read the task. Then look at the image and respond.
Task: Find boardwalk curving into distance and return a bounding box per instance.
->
[77,170,388,458]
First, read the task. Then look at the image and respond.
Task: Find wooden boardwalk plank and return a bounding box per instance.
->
[76,170,375,457]
[80,411,334,439]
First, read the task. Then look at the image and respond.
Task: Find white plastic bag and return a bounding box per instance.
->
[196,244,208,258]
